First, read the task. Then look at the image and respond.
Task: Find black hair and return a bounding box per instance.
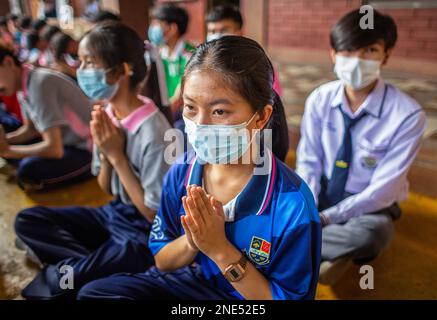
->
[26,31,40,50]
[330,8,397,52]
[51,32,73,61]
[182,36,289,161]
[82,21,146,89]
[151,4,189,36]
[31,19,47,33]
[0,41,20,66]
[6,14,18,23]
[206,5,243,29]
[41,25,61,42]
[91,10,121,24]
[0,16,7,27]
[18,16,32,30]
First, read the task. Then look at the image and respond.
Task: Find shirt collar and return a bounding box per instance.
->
[331,78,387,119]
[184,149,277,221]
[106,95,157,134]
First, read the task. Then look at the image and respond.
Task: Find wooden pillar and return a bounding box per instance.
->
[240,0,267,46]
[118,0,149,40]
[0,1,10,16]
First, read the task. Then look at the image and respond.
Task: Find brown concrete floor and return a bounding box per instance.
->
[1,164,437,300]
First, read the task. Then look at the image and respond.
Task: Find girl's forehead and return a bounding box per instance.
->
[184,71,248,106]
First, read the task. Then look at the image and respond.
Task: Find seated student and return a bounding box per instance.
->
[0,22,23,135]
[17,16,32,61]
[24,31,43,65]
[14,21,172,300]
[77,36,320,301]
[6,14,20,48]
[31,19,47,36]
[0,91,23,133]
[0,42,93,191]
[50,32,79,81]
[0,16,13,45]
[148,4,195,120]
[206,5,283,97]
[38,25,61,67]
[296,9,426,285]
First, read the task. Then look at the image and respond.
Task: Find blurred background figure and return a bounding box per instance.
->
[0,16,13,45]
[50,31,79,80]
[148,4,194,131]
[206,4,282,97]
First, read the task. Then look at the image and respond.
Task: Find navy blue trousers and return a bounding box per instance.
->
[14,146,92,190]
[77,265,238,300]
[14,200,154,299]
[0,107,22,133]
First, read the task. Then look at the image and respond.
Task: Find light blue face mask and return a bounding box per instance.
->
[148,25,165,46]
[184,113,257,164]
[206,32,223,42]
[76,68,119,100]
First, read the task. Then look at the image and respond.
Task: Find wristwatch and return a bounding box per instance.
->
[223,254,248,282]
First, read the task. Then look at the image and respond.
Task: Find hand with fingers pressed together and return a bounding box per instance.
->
[90,104,126,166]
[181,185,231,260]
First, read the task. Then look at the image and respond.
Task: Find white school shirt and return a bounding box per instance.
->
[296,78,427,224]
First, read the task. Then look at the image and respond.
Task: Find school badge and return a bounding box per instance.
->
[362,156,377,169]
[248,236,271,266]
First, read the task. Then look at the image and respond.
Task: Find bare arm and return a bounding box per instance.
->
[97,153,113,195]
[6,117,40,145]
[154,234,199,272]
[2,126,64,159]
[111,154,156,223]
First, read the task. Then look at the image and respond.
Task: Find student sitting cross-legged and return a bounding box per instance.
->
[0,41,92,191]
[296,9,427,285]
[77,36,321,301]
[14,22,172,300]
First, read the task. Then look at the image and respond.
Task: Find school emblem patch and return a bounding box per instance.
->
[248,236,271,266]
[362,156,377,169]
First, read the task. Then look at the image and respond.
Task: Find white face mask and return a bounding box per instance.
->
[206,32,224,42]
[184,113,257,164]
[334,55,381,90]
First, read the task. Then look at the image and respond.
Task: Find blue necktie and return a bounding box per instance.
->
[325,107,368,207]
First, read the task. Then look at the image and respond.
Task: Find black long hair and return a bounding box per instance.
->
[181,36,289,161]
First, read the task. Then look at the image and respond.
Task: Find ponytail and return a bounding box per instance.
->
[268,91,289,161]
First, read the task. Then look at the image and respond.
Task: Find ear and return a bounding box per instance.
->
[330,49,337,64]
[255,104,273,130]
[168,22,179,38]
[122,62,133,77]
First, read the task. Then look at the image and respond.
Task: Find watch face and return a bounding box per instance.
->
[225,264,245,282]
[230,269,240,279]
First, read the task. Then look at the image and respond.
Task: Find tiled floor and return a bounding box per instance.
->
[277,62,437,139]
[277,62,437,198]
[0,62,436,300]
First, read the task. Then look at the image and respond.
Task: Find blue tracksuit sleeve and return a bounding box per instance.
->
[148,164,184,255]
[268,193,321,300]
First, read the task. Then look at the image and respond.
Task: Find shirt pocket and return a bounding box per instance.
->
[355,138,389,171]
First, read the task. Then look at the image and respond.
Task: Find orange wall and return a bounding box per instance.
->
[156,0,206,45]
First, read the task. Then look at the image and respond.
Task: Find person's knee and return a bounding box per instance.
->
[77,280,106,300]
[16,157,40,184]
[14,206,48,238]
[350,217,394,259]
